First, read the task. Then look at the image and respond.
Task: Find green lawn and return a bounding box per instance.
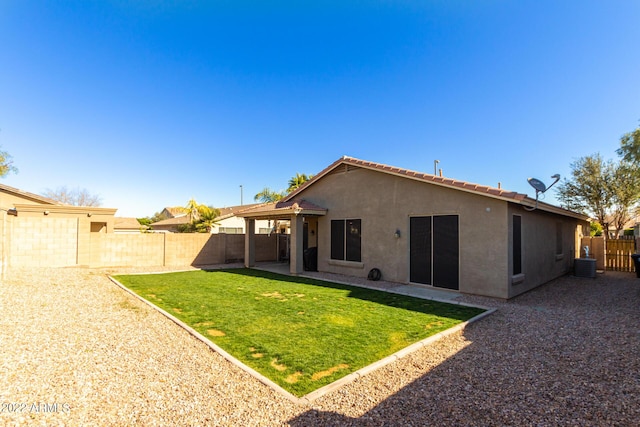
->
[114,268,485,396]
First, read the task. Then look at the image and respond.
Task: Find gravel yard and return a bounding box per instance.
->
[1,265,639,426]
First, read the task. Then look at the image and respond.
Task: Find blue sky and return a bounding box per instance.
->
[1,1,639,217]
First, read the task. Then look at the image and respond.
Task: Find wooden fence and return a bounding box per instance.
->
[605,239,637,272]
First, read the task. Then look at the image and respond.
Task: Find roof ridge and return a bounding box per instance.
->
[341,156,527,198]
[284,155,529,203]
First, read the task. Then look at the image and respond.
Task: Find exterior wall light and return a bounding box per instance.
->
[394,229,401,238]
[44,210,50,215]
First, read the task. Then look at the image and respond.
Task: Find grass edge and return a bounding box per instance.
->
[108,271,495,403]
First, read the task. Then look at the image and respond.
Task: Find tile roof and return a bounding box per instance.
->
[162,207,188,218]
[285,156,527,203]
[237,200,327,219]
[216,203,262,220]
[283,156,588,220]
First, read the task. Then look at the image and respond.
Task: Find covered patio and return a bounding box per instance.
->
[238,200,327,275]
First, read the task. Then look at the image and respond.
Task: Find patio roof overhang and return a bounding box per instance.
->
[237,200,327,220]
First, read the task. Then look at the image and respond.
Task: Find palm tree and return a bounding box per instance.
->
[287,173,313,192]
[183,198,201,222]
[177,202,221,233]
[195,206,221,233]
[254,187,285,203]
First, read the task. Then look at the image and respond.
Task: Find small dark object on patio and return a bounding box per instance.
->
[303,247,318,271]
[631,254,640,278]
[368,268,382,281]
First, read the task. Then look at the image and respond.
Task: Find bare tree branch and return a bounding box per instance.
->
[43,186,103,207]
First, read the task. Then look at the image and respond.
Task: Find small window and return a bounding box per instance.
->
[513,215,522,275]
[556,222,563,255]
[331,219,361,262]
[219,227,243,234]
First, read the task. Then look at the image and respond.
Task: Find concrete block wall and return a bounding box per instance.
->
[91,233,275,267]
[4,211,279,269]
[255,235,278,262]
[8,217,79,267]
[90,233,165,267]
[164,234,235,266]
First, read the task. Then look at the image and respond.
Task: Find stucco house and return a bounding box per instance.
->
[149,214,191,233]
[239,156,590,299]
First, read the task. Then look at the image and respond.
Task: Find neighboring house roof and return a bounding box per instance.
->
[216,203,262,220]
[150,215,191,227]
[114,217,147,231]
[0,183,60,205]
[283,156,588,220]
[161,207,188,218]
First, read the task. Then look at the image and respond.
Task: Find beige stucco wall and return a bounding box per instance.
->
[295,166,511,297]
[293,166,587,299]
[507,205,588,298]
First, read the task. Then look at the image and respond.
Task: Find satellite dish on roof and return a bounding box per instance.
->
[527,178,547,193]
[525,174,561,211]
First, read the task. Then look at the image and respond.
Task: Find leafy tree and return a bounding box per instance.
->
[254,187,285,203]
[609,162,640,237]
[137,217,152,227]
[616,124,640,165]
[590,222,603,237]
[287,173,313,192]
[0,146,18,177]
[556,154,640,239]
[137,211,169,226]
[138,211,170,227]
[43,186,102,206]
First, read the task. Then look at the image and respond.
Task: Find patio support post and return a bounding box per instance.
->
[290,214,304,275]
[244,218,255,268]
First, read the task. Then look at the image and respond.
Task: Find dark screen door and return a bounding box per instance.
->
[433,215,459,290]
[410,215,459,290]
[410,216,432,284]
